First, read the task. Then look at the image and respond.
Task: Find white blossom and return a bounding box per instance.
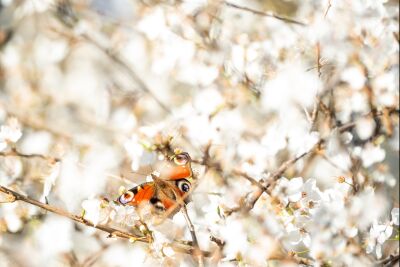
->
[0,118,22,151]
[391,208,399,225]
[0,0,398,265]
[40,161,61,202]
[81,198,111,226]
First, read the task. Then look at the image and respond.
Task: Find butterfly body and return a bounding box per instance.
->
[117,152,194,217]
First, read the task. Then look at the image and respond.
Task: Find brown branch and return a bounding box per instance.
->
[242,142,322,212]
[0,148,60,163]
[316,42,322,78]
[377,253,400,267]
[181,205,204,267]
[197,107,399,216]
[0,185,149,241]
[324,0,332,18]
[0,185,212,257]
[53,2,172,115]
[80,34,172,115]
[337,108,399,133]
[223,1,307,26]
[232,169,266,190]
[81,244,110,267]
[0,106,75,143]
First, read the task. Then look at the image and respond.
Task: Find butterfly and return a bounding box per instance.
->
[117,152,194,217]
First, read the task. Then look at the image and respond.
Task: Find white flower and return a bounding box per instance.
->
[366,221,394,259]
[124,135,145,171]
[137,8,167,40]
[110,204,138,226]
[286,228,311,248]
[356,117,376,140]
[391,208,399,225]
[295,131,320,157]
[35,216,73,259]
[162,245,175,258]
[261,123,287,156]
[150,230,171,257]
[3,203,23,233]
[0,117,22,151]
[341,66,366,90]
[81,198,111,226]
[193,88,224,115]
[219,218,249,258]
[261,63,321,112]
[274,177,304,205]
[0,156,23,186]
[298,179,323,213]
[124,138,143,171]
[359,144,386,167]
[40,161,61,202]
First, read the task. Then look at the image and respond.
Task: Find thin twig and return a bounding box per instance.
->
[223,1,307,26]
[232,169,266,190]
[181,205,204,267]
[0,105,75,143]
[316,42,322,78]
[0,186,149,241]
[0,185,212,257]
[376,253,400,267]
[0,148,60,163]
[81,244,110,267]
[80,34,172,114]
[324,0,332,18]
[223,107,400,215]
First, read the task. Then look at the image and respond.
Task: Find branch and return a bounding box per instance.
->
[0,185,212,257]
[80,34,172,115]
[223,1,307,26]
[232,169,266,190]
[376,253,400,267]
[181,205,204,267]
[224,107,400,214]
[0,148,60,163]
[337,108,399,133]
[324,0,333,18]
[243,141,322,212]
[0,186,149,241]
[53,1,172,114]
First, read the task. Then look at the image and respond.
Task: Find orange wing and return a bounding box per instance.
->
[160,165,192,181]
[160,197,176,210]
[118,182,155,206]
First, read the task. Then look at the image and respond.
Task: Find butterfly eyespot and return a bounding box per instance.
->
[177,180,191,193]
[118,191,134,205]
[173,153,190,166]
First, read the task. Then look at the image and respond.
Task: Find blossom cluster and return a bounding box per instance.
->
[0,0,398,266]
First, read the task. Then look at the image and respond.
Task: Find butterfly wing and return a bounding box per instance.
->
[117,152,194,217]
[162,165,192,180]
[160,153,193,181]
[117,181,179,215]
[118,182,156,206]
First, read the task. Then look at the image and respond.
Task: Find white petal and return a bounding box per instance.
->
[366,241,375,254]
[82,199,102,226]
[391,208,399,225]
[383,226,393,240]
[302,234,311,248]
[375,244,382,259]
[289,192,303,202]
[162,246,175,257]
[345,226,358,238]
[0,141,7,151]
[286,230,302,245]
[288,177,304,191]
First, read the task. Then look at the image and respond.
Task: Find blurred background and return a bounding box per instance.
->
[0,0,398,266]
